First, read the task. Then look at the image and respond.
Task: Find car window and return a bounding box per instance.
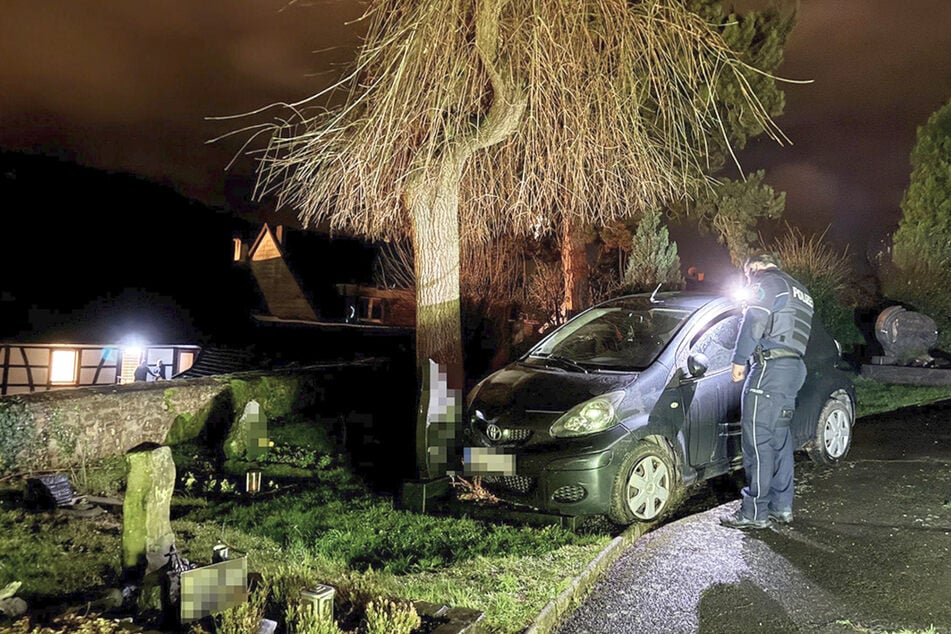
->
[530,306,692,370]
[688,313,742,372]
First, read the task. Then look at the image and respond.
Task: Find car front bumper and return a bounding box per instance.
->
[463,426,634,517]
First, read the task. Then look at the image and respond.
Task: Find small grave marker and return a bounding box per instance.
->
[25,474,80,509]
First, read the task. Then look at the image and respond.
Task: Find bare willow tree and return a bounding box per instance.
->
[243,0,785,479]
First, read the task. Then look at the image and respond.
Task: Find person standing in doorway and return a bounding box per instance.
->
[154,360,167,380]
[720,252,814,529]
[134,361,155,382]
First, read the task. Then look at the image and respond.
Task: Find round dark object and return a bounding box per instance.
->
[874,306,937,364]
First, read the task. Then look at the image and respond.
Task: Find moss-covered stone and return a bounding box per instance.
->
[0,367,356,475]
[228,376,303,421]
[224,400,271,461]
[164,387,236,452]
[165,412,197,446]
[122,443,176,579]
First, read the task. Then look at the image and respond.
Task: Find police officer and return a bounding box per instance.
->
[721,252,814,529]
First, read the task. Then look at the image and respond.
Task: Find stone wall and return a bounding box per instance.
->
[0,359,411,476]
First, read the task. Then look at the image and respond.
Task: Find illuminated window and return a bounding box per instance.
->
[179,351,195,373]
[50,350,77,384]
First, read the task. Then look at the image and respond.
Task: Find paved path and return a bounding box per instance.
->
[550,401,951,634]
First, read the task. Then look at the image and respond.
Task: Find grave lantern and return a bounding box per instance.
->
[300,584,335,622]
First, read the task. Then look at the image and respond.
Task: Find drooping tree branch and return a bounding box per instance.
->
[238,1,790,248]
[466,0,527,155]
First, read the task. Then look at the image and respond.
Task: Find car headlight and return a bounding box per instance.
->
[550,390,626,438]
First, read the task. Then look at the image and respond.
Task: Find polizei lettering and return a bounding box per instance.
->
[792,286,814,308]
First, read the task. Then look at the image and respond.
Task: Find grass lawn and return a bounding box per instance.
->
[853,375,951,417]
[0,427,612,634]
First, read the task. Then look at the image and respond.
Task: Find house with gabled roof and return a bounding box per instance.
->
[243,223,319,322]
[234,223,416,329]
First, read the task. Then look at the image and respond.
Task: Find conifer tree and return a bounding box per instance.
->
[622,208,683,293]
[892,97,951,271]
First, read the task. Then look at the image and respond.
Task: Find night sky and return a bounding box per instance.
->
[0,0,366,221]
[731,0,951,262]
[1,0,949,339]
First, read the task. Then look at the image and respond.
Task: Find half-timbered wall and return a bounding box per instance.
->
[0,344,201,395]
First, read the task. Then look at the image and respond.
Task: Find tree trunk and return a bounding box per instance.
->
[404,0,527,483]
[407,160,465,481]
[562,217,590,320]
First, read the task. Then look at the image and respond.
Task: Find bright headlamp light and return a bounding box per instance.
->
[550,390,626,438]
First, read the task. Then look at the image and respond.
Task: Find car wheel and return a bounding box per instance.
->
[608,441,682,526]
[805,396,854,465]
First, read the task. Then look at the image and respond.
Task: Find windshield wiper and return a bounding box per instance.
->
[532,352,590,373]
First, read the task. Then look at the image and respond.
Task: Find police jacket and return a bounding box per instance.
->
[732,266,814,365]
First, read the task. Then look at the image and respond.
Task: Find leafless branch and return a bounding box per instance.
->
[238,0,786,244]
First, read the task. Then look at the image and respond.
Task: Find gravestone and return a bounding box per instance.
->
[121,442,176,580]
[179,555,248,624]
[25,474,78,509]
[402,360,459,513]
[419,359,462,479]
[874,305,938,365]
[224,400,270,461]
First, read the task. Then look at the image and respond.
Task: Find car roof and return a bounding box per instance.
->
[597,290,735,312]
[603,290,841,364]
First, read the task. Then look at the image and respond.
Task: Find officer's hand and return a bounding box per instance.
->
[731,363,746,383]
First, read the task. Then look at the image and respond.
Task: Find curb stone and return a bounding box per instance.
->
[410,495,660,634]
[523,521,655,634]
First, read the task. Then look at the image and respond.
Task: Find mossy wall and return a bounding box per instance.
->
[0,361,393,476]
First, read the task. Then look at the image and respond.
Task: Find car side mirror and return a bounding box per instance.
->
[687,353,709,378]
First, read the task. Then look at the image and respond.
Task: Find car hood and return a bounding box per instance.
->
[469,362,637,418]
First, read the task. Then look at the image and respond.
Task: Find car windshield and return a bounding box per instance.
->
[529,299,693,371]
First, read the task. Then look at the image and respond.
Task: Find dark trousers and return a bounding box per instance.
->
[739,357,806,521]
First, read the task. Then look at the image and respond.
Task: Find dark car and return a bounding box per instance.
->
[463,290,856,526]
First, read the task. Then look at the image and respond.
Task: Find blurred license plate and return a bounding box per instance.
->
[463,446,516,476]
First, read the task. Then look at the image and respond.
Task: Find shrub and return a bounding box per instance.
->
[878,97,951,350]
[0,400,37,476]
[621,208,683,293]
[768,225,866,350]
[891,97,951,274]
[284,602,345,634]
[878,257,951,351]
[210,580,269,634]
[363,598,421,634]
[4,611,128,633]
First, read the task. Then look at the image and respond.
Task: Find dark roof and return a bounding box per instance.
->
[247,225,379,322]
[175,347,259,378]
[176,318,414,378]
